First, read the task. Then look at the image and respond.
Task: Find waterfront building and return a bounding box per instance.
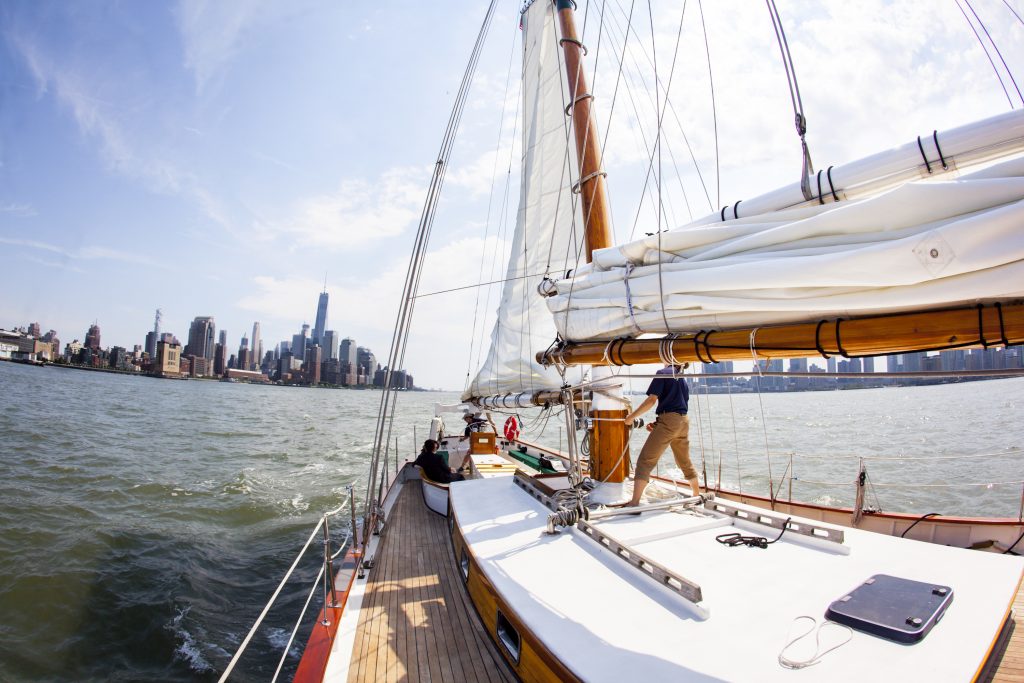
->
[225,368,270,383]
[357,347,377,381]
[185,316,216,361]
[154,341,181,377]
[322,358,343,385]
[214,342,227,376]
[312,290,329,347]
[305,345,322,385]
[190,356,212,377]
[0,329,19,360]
[27,322,40,338]
[340,337,357,385]
[85,323,101,350]
[237,335,251,372]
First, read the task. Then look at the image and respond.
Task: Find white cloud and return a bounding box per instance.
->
[9,31,240,236]
[0,202,36,217]
[175,0,278,95]
[0,236,162,268]
[274,166,429,249]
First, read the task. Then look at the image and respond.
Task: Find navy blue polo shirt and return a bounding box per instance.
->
[647,366,689,415]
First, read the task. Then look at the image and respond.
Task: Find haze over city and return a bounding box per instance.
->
[1,1,1020,389]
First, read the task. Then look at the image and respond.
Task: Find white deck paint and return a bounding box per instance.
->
[451,476,1024,682]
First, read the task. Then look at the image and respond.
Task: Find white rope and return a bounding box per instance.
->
[218,518,325,683]
[778,616,853,670]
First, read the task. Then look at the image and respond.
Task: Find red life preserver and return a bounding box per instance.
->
[503,415,520,441]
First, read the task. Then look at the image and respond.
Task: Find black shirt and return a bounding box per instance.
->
[647,366,689,414]
[415,449,459,483]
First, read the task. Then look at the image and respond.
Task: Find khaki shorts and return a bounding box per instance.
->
[634,412,696,481]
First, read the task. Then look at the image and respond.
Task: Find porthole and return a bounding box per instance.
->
[496,610,521,664]
[460,548,470,581]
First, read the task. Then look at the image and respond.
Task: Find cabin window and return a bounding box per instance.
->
[449,511,455,535]
[496,610,521,664]
[460,548,470,580]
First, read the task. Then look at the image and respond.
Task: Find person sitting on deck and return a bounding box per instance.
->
[623,364,701,506]
[414,439,465,484]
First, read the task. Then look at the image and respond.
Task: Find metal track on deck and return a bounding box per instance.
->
[347,481,515,683]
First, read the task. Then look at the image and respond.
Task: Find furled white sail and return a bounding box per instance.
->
[463,0,583,400]
[546,114,1024,341]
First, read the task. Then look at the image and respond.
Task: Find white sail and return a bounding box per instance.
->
[546,115,1024,341]
[463,0,583,400]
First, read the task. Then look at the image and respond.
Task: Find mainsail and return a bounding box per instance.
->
[545,111,1024,341]
[463,0,584,400]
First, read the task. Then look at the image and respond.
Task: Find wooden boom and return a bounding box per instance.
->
[538,302,1024,367]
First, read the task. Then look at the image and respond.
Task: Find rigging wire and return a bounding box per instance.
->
[603,4,691,238]
[1004,0,1024,26]
[765,0,815,201]
[608,0,713,215]
[962,0,1023,106]
[366,0,498,533]
[696,0,720,209]
[955,0,1017,109]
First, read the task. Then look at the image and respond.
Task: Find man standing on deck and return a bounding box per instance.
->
[623,364,700,505]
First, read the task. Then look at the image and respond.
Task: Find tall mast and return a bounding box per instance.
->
[556,0,613,262]
[556,0,628,486]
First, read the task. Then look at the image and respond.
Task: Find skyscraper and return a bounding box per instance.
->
[85,322,101,350]
[251,322,262,371]
[312,289,329,347]
[340,337,357,385]
[185,316,216,360]
[322,330,339,360]
[146,309,161,359]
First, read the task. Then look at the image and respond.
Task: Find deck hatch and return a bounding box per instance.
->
[825,574,954,644]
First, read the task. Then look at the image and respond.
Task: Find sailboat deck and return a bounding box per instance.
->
[986,580,1024,682]
[346,480,514,683]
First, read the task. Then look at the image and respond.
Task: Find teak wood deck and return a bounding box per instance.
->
[347,480,515,683]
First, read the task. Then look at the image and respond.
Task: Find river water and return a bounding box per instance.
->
[0,361,1020,681]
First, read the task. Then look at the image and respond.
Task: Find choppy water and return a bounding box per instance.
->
[0,361,1020,681]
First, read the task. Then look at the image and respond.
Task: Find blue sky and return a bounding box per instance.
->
[2,1,1021,389]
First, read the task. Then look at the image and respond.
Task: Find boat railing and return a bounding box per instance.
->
[217,487,357,683]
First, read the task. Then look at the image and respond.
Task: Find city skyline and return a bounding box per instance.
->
[1,285,408,388]
[1,2,1020,390]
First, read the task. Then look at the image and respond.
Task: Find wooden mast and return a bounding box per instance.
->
[556,0,628,484]
[556,0,613,262]
[538,302,1024,367]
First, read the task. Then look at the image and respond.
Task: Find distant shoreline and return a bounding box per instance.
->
[0,358,441,390]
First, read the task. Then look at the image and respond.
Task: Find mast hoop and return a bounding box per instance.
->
[571,170,607,194]
[834,319,850,358]
[558,36,588,56]
[564,93,594,117]
[917,135,934,174]
[814,320,831,359]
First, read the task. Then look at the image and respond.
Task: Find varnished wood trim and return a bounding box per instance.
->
[292,547,362,683]
[450,507,583,682]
